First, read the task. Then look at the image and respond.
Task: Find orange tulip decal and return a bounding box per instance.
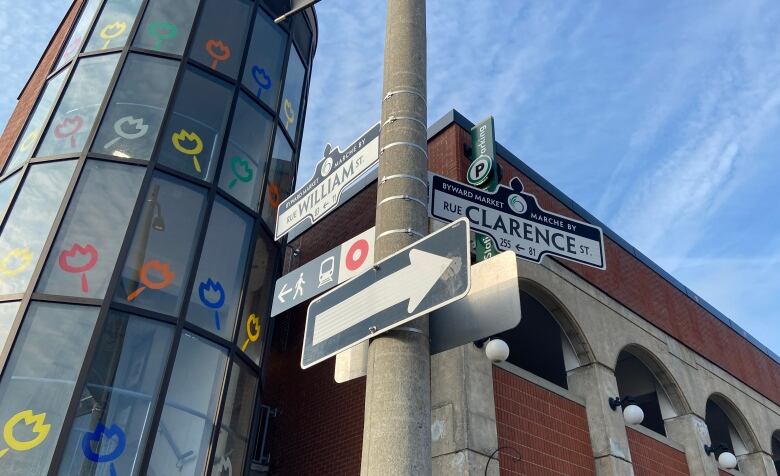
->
[127,259,175,302]
[205,39,231,70]
[241,313,262,352]
[172,129,204,173]
[267,182,281,208]
[58,243,99,293]
[99,21,127,49]
[53,115,84,148]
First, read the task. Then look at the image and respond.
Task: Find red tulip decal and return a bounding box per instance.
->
[58,243,99,293]
[53,115,84,147]
[127,259,175,302]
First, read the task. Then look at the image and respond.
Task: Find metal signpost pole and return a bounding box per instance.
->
[361,0,431,474]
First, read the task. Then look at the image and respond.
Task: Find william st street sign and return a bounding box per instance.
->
[429,173,606,269]
[274,123,380,240]
[301,218,471,369]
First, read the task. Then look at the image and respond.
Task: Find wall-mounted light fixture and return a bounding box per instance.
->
[608,396,645,425]
[704,443,738,470]
[474,337,509,363]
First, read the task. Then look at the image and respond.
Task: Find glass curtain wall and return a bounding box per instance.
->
[0,0,315,474]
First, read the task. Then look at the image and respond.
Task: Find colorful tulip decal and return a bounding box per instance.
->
[99,21,127,49]
[58,243,99,293]
[0,410,51,459]
[18,129,39,152]
[172,129,204,173]
[104,115,149,149]
[53,115,85,148]
[0,247,33,277]
[147,22,178,49]
[198,278,225,330]
[228,156,253,189]
[127,259,175,302]
[283,98,295,129]
[241,313,262,352]
[251,66,272,97]
[205,39,231,70]
[266,182,281,209]
[81,423,125,476]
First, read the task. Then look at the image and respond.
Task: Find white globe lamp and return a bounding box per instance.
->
[484,338,510,363]
[717,451,737,470]
[622,404,645,425]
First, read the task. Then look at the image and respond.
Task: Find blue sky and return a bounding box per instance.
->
[1,0,778,356]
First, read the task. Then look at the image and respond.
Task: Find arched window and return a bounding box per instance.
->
[771,430,779,473]
[614,350,676,436]
[705,395,758,468]
[496,290,580,389]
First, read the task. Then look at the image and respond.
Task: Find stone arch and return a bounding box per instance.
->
[771,431,779,473]
[615,343,691,417]
[705,393,761,455]
[517,278,595,368]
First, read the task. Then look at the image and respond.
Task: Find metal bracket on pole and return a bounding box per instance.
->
[377,194,428,210]
[383,88,426,103]
[380,173,428,189]
[375,228,426,240]
[383,115,427,129]
[380,141,428,158]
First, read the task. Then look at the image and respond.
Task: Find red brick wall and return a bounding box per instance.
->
[493,366,595,475]
[626,427,689,476]
[0,0,83,167]
[429,124,780,408]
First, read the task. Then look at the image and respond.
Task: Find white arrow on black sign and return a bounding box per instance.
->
[301,218,471,369]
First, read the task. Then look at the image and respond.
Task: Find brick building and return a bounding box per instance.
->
[265,111,780,476]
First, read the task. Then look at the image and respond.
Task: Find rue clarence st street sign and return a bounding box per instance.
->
[429,173,606,269]
[301,218,471,369]
[274,123,380,241]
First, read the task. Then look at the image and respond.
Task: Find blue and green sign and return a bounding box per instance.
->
[467,116,500,261]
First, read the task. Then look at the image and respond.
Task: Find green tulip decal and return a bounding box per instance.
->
[228,155,253,189]
[147,22,177,49]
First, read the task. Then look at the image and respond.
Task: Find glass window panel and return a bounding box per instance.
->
[190,0,252,79]
[261,130,293,231]
[0,171,22,219]
[157,68,232,182]
[114,172,207,316]
[217,94,273,210]
[0,301,20,353]
[92,54,178,161]
[56,311,173,476]
[0,302,98,475]
[241,11,286,109]
[37,161,145,298]
[280,47,305,139]
[186,199,252,339]
[0,161,77,295]
[55,0,101,70]
[36,55,120,158]
[133,0,199,55]
[84,0,144,53]
[211,360,258,476]
[5,71,67,172]
[148,332,227,476]
[292,15,312,61]
[236,233,275,365]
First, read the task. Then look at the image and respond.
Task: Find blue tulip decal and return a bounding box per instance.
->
[82,423,126,475]
[198,278,226,330]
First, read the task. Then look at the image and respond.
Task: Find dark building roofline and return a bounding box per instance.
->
[428,109,780,365]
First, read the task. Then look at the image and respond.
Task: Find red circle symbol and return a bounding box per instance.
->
[345,239,369,271]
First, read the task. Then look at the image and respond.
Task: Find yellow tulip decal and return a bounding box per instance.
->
[99,21,127,49]
[171,129,204,173]
[241,313,262,352]
[283,98,295,129]
[0,247,33,277]
[0,410,51,459]
[18,129,39,152]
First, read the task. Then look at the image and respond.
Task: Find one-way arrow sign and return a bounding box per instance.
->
[301,218,471,369]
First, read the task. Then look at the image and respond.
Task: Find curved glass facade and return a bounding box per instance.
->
[0,0,315,474]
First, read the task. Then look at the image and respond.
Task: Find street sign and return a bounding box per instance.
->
[301,218,471,369]
[274,123,380,241]
[466,116,497,188]
[429,251,521,354]
[429,173,606,269]
[271,227,375,316]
